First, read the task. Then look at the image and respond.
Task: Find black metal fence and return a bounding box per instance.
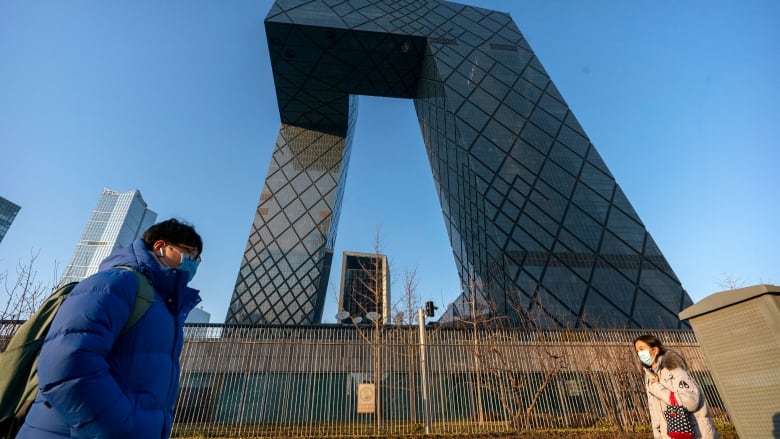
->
[172,325,728,437]
[0,322,729,437]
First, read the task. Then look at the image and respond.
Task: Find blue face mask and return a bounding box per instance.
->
[178,255,199,282]
[637,349,655,366]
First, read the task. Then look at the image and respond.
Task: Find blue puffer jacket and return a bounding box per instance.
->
[17,238,201,438]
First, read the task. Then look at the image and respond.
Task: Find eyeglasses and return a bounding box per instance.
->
[167,243,201,263]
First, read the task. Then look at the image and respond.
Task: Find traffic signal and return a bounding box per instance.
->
[424,301,438,317]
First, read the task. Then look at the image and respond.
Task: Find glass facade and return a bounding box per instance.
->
[60,188,157,285]
[227,0,692,328]
[337,252,390,325]
[0,196,21,244]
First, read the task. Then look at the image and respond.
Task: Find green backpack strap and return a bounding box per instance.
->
[115,266,154,334]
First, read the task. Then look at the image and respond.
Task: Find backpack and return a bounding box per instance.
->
[0,266,154,439]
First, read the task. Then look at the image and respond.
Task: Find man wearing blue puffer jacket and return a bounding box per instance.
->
[17,218,203,438]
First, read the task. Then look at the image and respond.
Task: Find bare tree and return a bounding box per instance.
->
[716,273,745,291]
[1,250,58,321]
[390,265,420,326]
[452,285,574,430]
[386,265,422,426]
[337,227,389,430]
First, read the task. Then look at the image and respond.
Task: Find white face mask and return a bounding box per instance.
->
[637,349,654,366]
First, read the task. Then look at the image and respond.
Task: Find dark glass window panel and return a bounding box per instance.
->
[515,79,543,104]
[606,208,645,253]
[563,111,586,136]
[470,86,501,118]
[632,291,679,329]
[570,181,609,224]
[556,124,589,158]
[585,146,613,177]
[536,288,577,327]
[495,211,515,236]
[549,142,584,176]
[599,231,641,283]
[557,229,593,255]
[538,93,567,121]
[611,186,642,223]
[541,265,588,313]
[524,200,558,236]
[493,103,526,132]
[481,74,511,103]
[520,123,554,156]
[530,107,562,137]
[483,119,515,151]
[540,160,576,198]
[638,270,685,311]
[552,242,594,281]
[490,62,523,88]
[580,292,631,328]
[563,206,601,252]
[589,265,635,314]
[457,100,491,133]
[518,214,555,249]
[579,162,615,201]
[521,65,549,90]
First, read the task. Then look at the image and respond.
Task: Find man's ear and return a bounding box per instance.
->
[153,240,166,252]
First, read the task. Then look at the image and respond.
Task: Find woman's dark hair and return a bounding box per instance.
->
[633,334,667,356]
[142,218,203,255]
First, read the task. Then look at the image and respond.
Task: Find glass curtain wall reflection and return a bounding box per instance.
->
[227,0,693,329]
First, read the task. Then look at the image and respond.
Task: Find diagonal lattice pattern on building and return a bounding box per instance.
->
[226,0,693,328]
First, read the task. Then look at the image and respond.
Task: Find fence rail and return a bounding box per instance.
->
[1,322,729,437]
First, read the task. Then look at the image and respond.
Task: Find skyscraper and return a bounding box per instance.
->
[226,0,693,329]
[0,196,21,244]
[60,188,157,285]
[337,252,390,325]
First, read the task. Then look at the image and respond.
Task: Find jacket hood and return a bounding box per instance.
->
[657,349,687,371]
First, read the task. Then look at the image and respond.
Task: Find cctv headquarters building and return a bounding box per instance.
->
[225,0,693,329]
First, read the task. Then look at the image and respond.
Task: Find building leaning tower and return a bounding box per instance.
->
[226,0,693,329]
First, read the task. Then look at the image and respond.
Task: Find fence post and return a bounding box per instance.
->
[418,308,431,434]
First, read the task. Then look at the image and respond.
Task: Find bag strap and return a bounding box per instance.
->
[114,266,154,334]
[669,391,678,406]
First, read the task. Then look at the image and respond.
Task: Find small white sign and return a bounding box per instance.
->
[357,383,375,413]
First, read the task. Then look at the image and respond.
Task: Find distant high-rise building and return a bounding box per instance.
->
[337,252,390,325]
[227,0,693,329]
[185,306,211,324]
[60,188,156,285]
[0,196,21,244]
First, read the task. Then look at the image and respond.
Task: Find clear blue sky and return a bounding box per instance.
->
[1,0,777,323]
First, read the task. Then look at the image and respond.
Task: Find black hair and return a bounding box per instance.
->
[142,218,203,255]
[633,334,667,355]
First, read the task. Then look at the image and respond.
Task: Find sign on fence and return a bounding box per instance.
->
[357,383,375,413]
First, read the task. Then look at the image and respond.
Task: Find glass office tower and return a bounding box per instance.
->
[227,0,693,328]
[60,188,157,285]
[0,196,21,244]
[337,252,390,325]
